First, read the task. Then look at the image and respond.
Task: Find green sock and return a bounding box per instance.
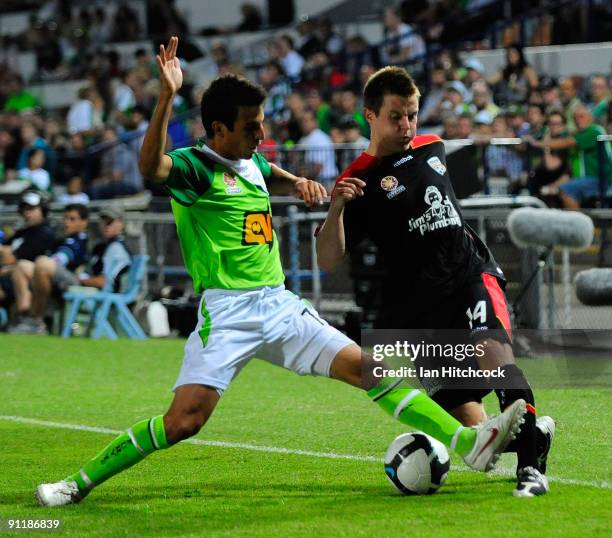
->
[368,381,476,456]
[66,415,169,492]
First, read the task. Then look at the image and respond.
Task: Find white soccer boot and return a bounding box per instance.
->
[463,398,526,472]
[35,480,86,506]
[536,415,555,474]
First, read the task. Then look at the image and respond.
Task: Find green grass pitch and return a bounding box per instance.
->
[1,336,610,537]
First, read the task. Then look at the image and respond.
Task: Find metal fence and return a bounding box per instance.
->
[1,198,611,334]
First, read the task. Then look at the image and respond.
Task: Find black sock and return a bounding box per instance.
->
[494,364,538,471]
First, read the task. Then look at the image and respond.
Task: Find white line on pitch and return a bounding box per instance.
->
[1,415,610,490]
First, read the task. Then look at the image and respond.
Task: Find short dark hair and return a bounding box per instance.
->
[65,203,89,220]
[200,74,266,137]
[27,147,44,160]
[363,66,421,115]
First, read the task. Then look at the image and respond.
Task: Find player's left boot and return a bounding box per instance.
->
[536,415,555,474]
[513,466,549,497]
[35,480,87,506]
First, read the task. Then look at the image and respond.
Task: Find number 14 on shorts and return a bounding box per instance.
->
[466,300,487,329]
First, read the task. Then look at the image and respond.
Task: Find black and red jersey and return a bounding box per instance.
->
[338,134,504,309]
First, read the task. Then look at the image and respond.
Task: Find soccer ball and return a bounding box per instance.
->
[384,432,450,495]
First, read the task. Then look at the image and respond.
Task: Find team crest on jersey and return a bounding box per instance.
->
[223,172,243,194]
[380,175,406,199]
[407,185,461,236]
[427,156,447,175]
[380,176,398,191]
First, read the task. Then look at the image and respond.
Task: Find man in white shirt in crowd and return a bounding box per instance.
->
[298,109,338,189]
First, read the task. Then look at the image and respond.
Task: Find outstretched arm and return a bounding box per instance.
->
[139,36,183,183]
[269,163,327,207]
[315,177,365,272]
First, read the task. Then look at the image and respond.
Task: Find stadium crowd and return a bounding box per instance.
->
[0,1,610,206]
[0,1,611,333]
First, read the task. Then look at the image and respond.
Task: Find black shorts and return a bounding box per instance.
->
[379,272,513,409]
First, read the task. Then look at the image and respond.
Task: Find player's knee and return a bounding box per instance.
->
[163,412,208,444]
[329,345,364,389]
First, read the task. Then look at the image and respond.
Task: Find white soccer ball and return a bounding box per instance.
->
[384,432,450,495]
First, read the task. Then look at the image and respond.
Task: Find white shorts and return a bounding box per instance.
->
[173,286,355,392]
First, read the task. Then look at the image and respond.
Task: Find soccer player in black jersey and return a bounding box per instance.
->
[317,66,552,497]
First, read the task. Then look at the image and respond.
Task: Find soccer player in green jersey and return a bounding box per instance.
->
[36,37,526,506]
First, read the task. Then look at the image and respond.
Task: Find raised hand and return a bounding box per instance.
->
[157,36,183,96]
[331,177,366,207]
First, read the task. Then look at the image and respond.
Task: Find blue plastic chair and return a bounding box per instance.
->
[61,255,149,340]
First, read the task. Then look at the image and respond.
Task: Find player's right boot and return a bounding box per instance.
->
[463,399,526,472]
[536,415,555,474]
[35,480,87,507]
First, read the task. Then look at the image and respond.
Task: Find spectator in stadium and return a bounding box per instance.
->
[281,92,307,143]
[559,76,583,132]
[112,70,143,124]
[2,76,39,113]
[259,61,291,123]
[439,81,470,119]
[133,48,157,81]
[539,75,562,114]
[57,176,90,206]
[0,191,55,308]
[89,7,112,48]
[16,122,51,172]
[484,115,524,183]
[441,115,459,139]
[338,89,369,138]
[304,88,338,135]
[295,17,323,59]
[488,43,538,106]
[67,87,98,135]
[525,104,547,140]
[515,104,548,182]
[528,106,610,208]
[336,116,369,172]
[317,17,344,59]
[463,57,486,86]
[419,67,449,126]
[587,74,610,124]
[521,110,571,200]
[9,203,89,335]
[89,127,142,200]
[381,5,425,65]
[17,148,51,192]
[344,35,379,90]
[272,34,304,81]
[506,105,531,137]
[456,113,474,140]
[124,105,150,154]
[468,80,501,119]
[298,109,338,188]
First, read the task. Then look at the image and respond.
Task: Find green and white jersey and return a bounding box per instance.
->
[165,142,284,292]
